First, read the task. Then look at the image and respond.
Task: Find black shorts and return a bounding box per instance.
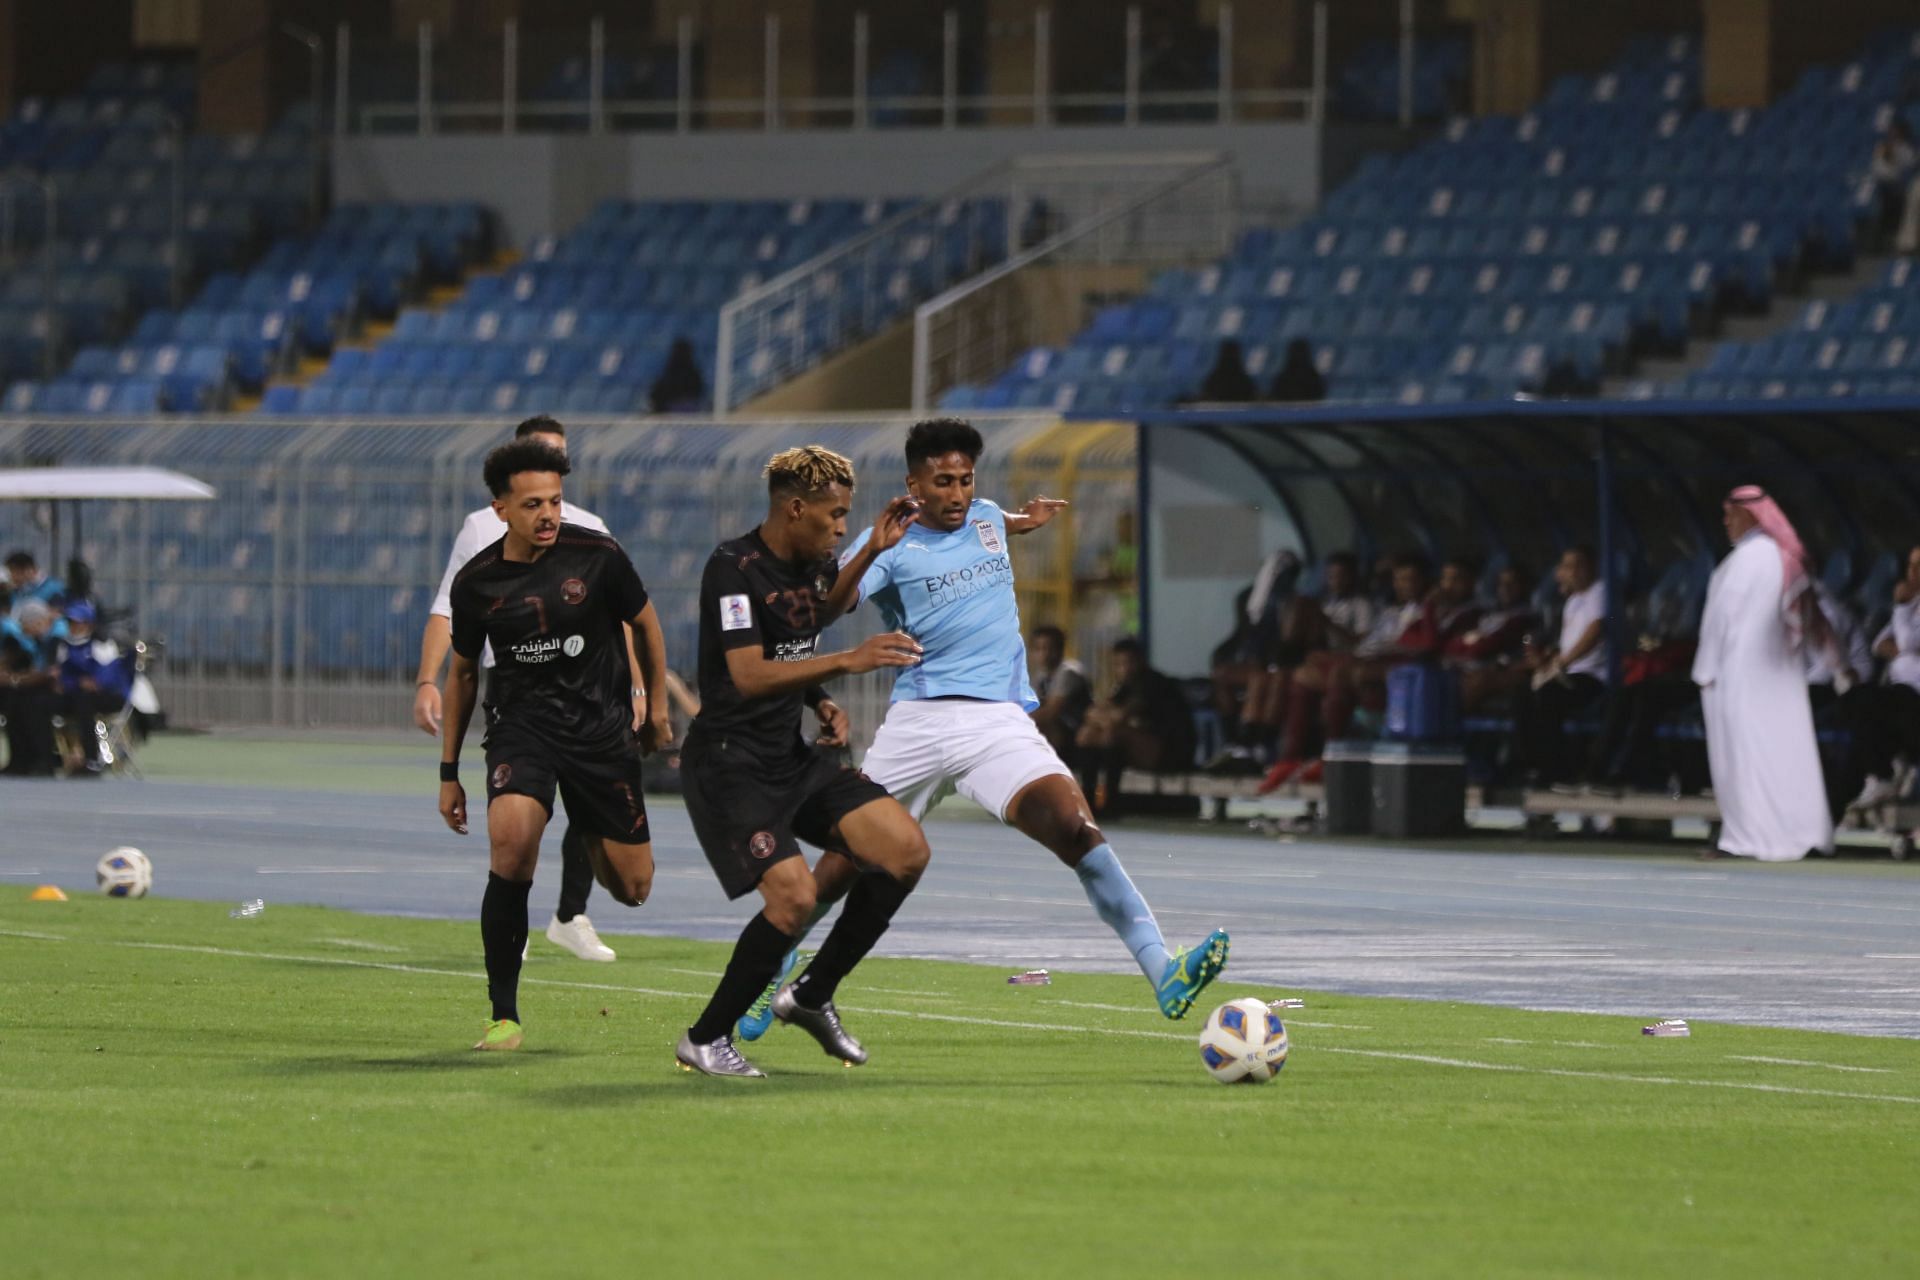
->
[681,731,891,900]
[482,718,651,845]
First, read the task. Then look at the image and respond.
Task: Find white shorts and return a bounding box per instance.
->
[859,699,1073,823]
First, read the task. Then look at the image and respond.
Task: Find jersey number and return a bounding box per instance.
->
[769,589,818,630]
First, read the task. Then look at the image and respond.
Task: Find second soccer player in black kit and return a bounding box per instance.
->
[676,445,929,1078]
[439,438,672,1052]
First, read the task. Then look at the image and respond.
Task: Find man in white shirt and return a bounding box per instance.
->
[414,415,641,962]
[1829,545,1920,818]
[1507,545,1608,789]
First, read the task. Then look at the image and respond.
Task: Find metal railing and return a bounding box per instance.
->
[714,151,1231,414]
[912,156,1236,410]
[340,3,1333,137]
[0,412,1132,745]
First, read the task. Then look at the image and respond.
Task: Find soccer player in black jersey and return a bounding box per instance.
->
[440,439,672,1052]
[675,445,928,1078]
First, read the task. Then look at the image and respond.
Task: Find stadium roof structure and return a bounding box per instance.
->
[0,466,216,502]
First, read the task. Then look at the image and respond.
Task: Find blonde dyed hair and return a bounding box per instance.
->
[765,444,855,499]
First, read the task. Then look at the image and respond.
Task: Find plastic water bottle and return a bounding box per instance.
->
[229,899,265,919]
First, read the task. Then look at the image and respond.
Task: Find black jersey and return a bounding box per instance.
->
[449,523,649,752]
[690,528,838,770]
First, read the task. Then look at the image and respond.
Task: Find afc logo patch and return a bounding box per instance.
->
[719,593,753,632]
[560,577,587,605]
[749,831,777,859]
[491,763,512,791]
[973,519,1004,553]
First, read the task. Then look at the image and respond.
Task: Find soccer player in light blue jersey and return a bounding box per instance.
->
[738,419,1227,1039]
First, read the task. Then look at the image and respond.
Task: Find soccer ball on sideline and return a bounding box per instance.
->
[95,847,152,899]
[1198,997,1289,1084]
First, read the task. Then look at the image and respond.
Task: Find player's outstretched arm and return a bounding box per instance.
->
[439,649,480,834]
[821,495,920,624]
[725,630,921,700]
[1004,496,1069,536]
[630,602,673,754]
[413,613,453,736]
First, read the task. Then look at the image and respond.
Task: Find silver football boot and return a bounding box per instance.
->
[675,1032,766,1078]
[771,985,868,1065]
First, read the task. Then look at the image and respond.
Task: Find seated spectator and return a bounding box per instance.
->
[1504,545,1609,790]
[54,601,132,776]
[1447,563,1539,709]
[1216,552,1374,772]
[5,551,63,617]
[1194,339,1257,404]
[1869,118,1917,245]
[1829,545,1920,818]
[1030,624,1093,757]
[1260,553,1478,790]
[1075,637,1197,811]
[1582,608,1701,798]
[0,600,61,776]
[1267,338,1327,403]
[649,338,706,414]
[1806,582,1873,710]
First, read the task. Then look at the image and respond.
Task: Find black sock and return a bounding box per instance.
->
[555,823,592,923]
[688,913,798,1044]
[791,871,915,1010]
[481,871,532,1023]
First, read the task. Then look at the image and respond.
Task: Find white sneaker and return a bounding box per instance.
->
[545,914,616,962]
[1850,775,1897,815]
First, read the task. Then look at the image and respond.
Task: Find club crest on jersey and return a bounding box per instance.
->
[560,577,587,605]
[814,573,832,597]
[491,763,512,790]
[749,831,777,859]
[973,519,1004,553]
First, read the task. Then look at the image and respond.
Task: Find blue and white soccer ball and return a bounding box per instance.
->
[1198,997,1289,1084]
[95,847,152,898]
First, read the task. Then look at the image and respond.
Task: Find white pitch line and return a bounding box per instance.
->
[1317,1047,1920,1105]
[0,869,46,877]
[315,937,407,953]
[255,866,388,875]
[1041,998,1371,1030]
[1865,955,1920,960]
[11,933,1919,1105]
[1725,1055,1894,1074]
[0,927,68,941]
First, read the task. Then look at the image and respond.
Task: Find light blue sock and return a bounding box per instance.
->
[1074,844,1171,983]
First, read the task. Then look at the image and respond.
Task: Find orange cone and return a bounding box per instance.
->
[29,885,69,902]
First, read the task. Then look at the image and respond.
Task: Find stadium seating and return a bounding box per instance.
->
[940,29,1920,411]
[4,202,491,413]
[270,196,1004,416]
[1336,34,1470,122]
[0,59,315,408]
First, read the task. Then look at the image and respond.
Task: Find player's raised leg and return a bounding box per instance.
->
[1007,773,1228,1019]
[678,856,818,1078]
[478,792,547,1050]
[546,824,616,961]
[775,795,930,1063]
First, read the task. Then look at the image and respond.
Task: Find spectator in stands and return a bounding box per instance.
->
[0,600,61,776]
[1260,552,1475,790]
[1829,545,1920,820]
[1195,339,1257,403]
[54,600,131,776]
[1217,551,1374,772]
[649,338,706,414]
[1806,583,1873,709]
[1448,564,1539,710]
[1267,338,1327,403]
[1504,545,1608,790]
[5,551,62,617]
[1075,637,1196,812]
[1869,118,1917,246]
[1030,624,1094,757]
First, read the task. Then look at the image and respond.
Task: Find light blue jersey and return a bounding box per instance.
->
[844,498,1038,710]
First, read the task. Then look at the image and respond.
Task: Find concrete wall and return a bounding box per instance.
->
[334,120,1323,245]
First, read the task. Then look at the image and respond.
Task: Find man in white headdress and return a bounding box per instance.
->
[1691,486,1833,861]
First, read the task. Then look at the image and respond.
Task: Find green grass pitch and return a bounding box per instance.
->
[4,892,1917,1278]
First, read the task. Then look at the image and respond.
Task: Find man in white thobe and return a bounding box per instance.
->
[1691,487,1833,861]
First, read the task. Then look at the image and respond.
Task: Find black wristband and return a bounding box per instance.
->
[440,762,460,783]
